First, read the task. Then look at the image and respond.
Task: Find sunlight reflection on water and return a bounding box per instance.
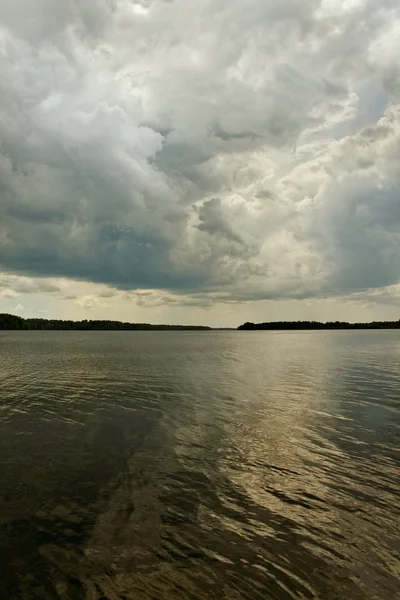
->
[0,330,399,599]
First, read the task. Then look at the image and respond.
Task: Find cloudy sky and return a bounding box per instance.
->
[1,0,400,326]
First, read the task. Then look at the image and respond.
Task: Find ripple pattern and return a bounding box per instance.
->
[0,330,399,599]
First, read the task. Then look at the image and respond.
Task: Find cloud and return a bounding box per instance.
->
[132,288,235,308]
[75,294,110,309]
[0,274,62,296]
[0,0,399,305]
[0,288,19,299]
[338,284,400,307]
[98,289,118,298]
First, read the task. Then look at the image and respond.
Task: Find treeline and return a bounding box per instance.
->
[3,313,399,332]
[238,320,400,330]
[0,314,210,331]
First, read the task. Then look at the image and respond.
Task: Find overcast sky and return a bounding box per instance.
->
[1,0,400,326]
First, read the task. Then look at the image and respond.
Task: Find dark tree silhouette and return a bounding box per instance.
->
[1,313,399,330]
[0,314,211,331]
[238,320,400,330]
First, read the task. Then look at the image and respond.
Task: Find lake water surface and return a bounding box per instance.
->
[0,330,399,599]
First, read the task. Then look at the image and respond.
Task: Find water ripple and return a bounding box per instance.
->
[0,330,399,599]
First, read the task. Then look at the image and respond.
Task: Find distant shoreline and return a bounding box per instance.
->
[238,320,400,330]
[1,313,400,331]
[0,313,211,331]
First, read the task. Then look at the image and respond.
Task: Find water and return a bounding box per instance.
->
[0,330,399,600]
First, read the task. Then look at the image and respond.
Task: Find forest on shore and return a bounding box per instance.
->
[1,313,400,331]
[238,320,400,330]
[0,313,210,331]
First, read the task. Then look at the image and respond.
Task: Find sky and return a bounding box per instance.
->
[0,0,400,327]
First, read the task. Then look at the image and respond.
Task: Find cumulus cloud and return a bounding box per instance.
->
[0,0,399,305]
[0,274,62,296]
[0,288,18,300]
[75,294,111,309]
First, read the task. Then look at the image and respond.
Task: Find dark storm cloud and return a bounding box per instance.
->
[0,0,399,303]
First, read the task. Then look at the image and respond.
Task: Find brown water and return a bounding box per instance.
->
[0,330,399,600]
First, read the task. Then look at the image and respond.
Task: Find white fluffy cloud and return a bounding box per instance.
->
[76,294,111,309]
[0,0,399,309]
